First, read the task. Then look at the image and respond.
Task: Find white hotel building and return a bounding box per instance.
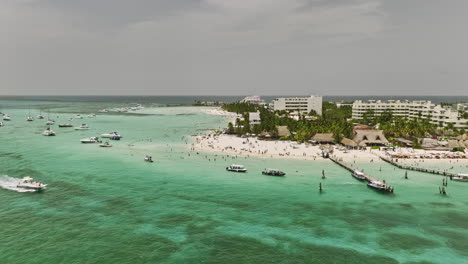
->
[270,95,322,115]
[352,100,468,129]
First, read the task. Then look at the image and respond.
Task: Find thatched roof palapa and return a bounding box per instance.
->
[341,138,357,147]
[312,133,335,143]
[353,130,389,146]
[448,140,460,149]
[276,126,291,137]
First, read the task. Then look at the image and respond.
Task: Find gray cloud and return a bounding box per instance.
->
[1,0,467,95]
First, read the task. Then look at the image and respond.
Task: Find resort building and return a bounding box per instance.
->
[352,100,468,129]
[270,95,322,115]
[241,96,265,105]
[248,111,261,126]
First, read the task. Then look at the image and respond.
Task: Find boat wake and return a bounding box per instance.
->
[0,175,37,193]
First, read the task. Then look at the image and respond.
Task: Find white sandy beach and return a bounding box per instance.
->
[193,134,468,168]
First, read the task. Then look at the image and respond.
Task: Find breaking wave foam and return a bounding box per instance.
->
[0,175,36,193]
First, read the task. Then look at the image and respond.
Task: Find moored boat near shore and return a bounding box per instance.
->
[450,174,468,182]
[262,168,285,176]
[226,164,247,173]
[351,170,367,180]
[367,180,394,193]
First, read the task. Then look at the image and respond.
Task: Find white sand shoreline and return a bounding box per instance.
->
[192,134,468,167]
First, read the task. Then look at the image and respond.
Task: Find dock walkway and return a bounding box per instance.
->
[328,156,376,182]
[378,155,459,177]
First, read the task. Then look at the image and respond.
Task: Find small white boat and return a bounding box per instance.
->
[450,174,468,182]
[0,122,4,127]
[144,156,154,162]
[88,114,96,118]
[352,170,367,180]
[58,123,73,127]
[100,132,122,138]
[3,114,11,121]
[27,116,34,121]
[98,109,108,113]
[367,180,393,193]
[99,142,112,147]
[42,127,56,136]
[74,124,90,130]
[37,114,45,119]
[68,117,73,121]
[80,137,100,143]
[226,164,247,173]
[75,115,83,119]
[46,120,55,125]
[16,176,47,191]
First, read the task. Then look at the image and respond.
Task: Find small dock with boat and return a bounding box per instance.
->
[328,155,394,193]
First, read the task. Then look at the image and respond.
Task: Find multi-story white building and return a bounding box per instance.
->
[248,111,261,126]
[352,100,468,129]
[270,95,322,115]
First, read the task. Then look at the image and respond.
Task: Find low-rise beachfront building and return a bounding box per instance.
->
[248,111,261,126]
[270,95,322,115]
[241,96,266,105]
[352,100,468,129]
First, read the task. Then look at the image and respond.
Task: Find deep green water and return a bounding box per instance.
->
[1,101,468,264]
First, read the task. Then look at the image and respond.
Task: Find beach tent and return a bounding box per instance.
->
[312,133,335,143]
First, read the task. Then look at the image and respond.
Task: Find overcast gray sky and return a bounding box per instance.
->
[1,0,467,96]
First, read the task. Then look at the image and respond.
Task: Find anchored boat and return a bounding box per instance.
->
[262,168,285,176]
[226,164,247,173]
[80,137,100,143]
[352,170,367,180]
[450,174,468,182]
[367,180,394,193]
[42,127,56,136]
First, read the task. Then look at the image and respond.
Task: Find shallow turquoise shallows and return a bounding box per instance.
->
[1,100,467,264]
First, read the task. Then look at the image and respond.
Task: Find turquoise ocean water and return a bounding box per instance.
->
[1,99,467,264]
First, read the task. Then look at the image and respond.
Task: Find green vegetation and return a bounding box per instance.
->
[222,101,467,144]
[222,102,353,142]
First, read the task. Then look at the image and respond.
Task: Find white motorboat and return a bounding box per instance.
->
[352,170,367,180]
[144,156,154,162]
[3,114,11,121]
[74,124,90,130]
[99,142,112,147]
[16,176,47,191]
[80,137,100,143]
[450,174,468,182]
[226,164,247,173]
[46,120,55,125]
[75,115,83,119]
[37,114,45,119]
[88,114,96,118]
[0,122,4,127]
[27,116,34,121]
[42,127,56,136]
[100,132,122,138]
[367,180,394,193]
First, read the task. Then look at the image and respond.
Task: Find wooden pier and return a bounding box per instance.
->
[378,155,459,177]
[328,156,376,182]
[328,155,394,192]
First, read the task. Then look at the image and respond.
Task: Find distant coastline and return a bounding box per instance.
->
[1,95,468,104]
